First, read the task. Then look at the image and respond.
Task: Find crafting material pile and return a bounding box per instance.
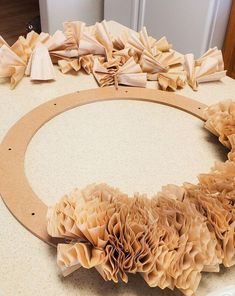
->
[0,20,226,90]
[48,100,235,295]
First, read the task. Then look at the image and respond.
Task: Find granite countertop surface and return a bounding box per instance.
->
[0,21,235,296]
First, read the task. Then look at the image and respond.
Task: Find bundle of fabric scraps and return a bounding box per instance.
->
[48,100,235,295]
[0,20,226,90]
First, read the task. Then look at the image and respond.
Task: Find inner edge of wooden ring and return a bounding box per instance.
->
[0,87,207,246]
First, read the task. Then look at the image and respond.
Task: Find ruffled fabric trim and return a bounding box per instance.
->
[47,100,235,295]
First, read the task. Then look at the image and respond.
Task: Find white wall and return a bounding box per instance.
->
[39,0,104,34]
[104,0,232,58]
[209,0,232,49]
[141,0,232,57]
[104,0,139,30]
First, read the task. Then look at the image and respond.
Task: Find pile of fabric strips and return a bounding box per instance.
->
[0,20,226,90]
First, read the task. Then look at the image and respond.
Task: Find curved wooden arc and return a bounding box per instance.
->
[0,87,207,245]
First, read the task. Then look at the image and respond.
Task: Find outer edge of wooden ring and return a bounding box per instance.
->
[0,87,207,246]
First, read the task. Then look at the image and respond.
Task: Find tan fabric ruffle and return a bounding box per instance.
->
[127,27,171,57]
[184,48,226,91]
[95,20,113,61]
[127,27,153,56]
[184,177,235,267]
[25,42,55,80]
[93,56,147,88]
[63,21,85,50]
[0,44,26,89]
[0,32,49,87]
[48,182,224,296]
[9,31,50,64]
[113,48,138,65]
[139,49,168,74]
[112,31,130,50]
[58,54,93,74]
[204,100,235,149]
[154,36,172,52]
[76,20,113,60]
[157,71,186,91]
[44,30,69,59]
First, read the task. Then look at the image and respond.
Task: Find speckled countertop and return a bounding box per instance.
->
[0,21,235,296]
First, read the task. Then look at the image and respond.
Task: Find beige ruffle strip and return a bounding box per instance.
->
[0,21,226,90]
[47,100,235,295]
[184,48,226,91]
[204,100,235,149]
[157,71,186,91]
[93,56,147,88]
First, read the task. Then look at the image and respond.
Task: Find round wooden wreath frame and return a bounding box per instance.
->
[0,87,207,246]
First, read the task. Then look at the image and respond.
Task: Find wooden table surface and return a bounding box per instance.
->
[0,0,39,45]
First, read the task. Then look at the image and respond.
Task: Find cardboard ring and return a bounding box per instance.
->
[0,87,207,246]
